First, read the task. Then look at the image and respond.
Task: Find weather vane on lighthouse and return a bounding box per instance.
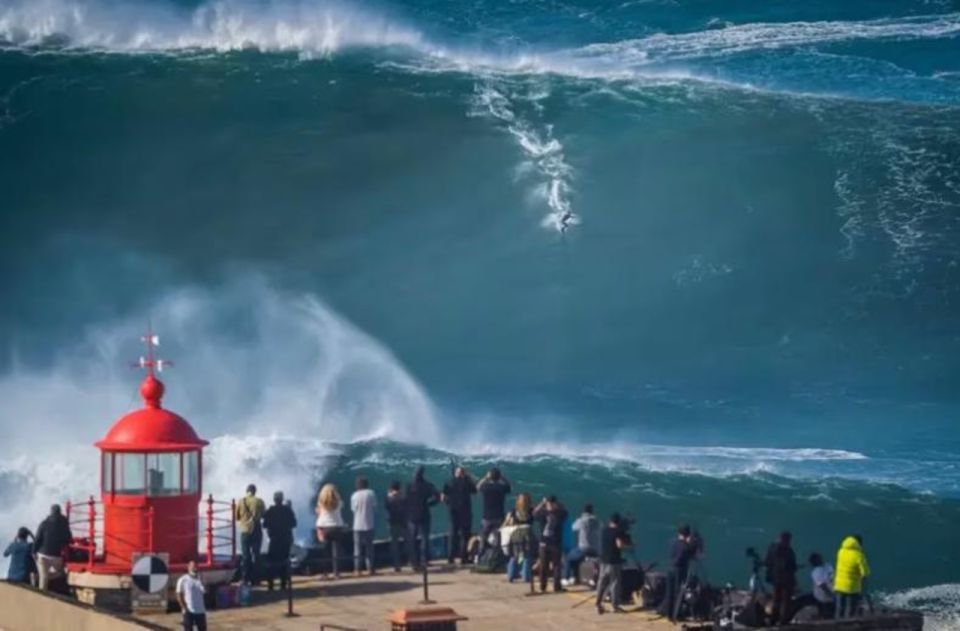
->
[133,324,173,377]
[132,324,173,408]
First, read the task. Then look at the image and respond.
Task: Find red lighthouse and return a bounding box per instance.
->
[95,333,208,569]
[67,330,236,609]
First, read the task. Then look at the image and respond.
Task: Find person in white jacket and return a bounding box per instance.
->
[351,477,378,576]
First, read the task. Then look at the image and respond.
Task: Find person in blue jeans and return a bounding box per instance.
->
[503,493,534,582]
[564,504,600,585]
[405,467,439,570]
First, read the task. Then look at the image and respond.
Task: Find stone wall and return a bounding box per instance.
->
[0,582,163,631]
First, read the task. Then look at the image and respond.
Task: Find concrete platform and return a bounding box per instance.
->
[137,564,674,630]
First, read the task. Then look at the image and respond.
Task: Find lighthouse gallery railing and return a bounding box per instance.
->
[66,494,237,570]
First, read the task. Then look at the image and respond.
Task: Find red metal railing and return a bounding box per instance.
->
[66,494,237,569]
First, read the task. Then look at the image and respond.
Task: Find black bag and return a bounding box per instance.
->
[473,546,506,573]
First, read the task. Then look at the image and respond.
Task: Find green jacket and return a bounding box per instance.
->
[236,494,266,535]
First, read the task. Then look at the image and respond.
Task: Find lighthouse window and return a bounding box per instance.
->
[102,452,113,493]
[183,451,199,494]
[115,453,146,495]
[146,453,182,496]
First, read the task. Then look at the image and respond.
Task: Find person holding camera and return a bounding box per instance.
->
[533,495,568,593]
[596,513,631,615]
[564,503,600,585]
[658,524,698,620]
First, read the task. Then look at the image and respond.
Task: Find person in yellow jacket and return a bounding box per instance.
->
[833,535,870,619]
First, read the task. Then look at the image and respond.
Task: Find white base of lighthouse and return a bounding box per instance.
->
[69,567,235,613]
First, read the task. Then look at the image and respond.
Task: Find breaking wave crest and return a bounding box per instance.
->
[2,0,958,77]
[0,0,424,57]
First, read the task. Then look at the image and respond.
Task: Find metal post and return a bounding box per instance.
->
[65,500,72,521]
[419,559,434,604]
[206,494,215,567]
[284,557,297,618]
[87,496,96,570]
[147,506,155,553]
[230,499,237,562]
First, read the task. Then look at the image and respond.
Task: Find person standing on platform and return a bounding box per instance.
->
[177,560,207,631]
[565,503,600,585]
[533,495,568,593]
[315,483,346,580]
[351,477,378,576]
[765,531,798,625]
[477,467,511,553]
[834,535,870,619]
[442,466,477,565]
[385,481,407,572]
[405,466,440,570]
[262,491,297,591]
[596,513,630,615]
[4,527,34,584]
[236,484,266,585]
[34,504,71,591]
[659,524,697,620]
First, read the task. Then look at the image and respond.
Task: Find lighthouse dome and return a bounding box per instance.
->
[96,375,208,452]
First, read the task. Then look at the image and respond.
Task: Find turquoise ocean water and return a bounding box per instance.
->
[1,0,959,624]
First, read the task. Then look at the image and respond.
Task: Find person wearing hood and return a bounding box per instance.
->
[4,527,34,584]
[405,466,440,570]
[34,504,72,591]
[442,466,477,565]
[834,535,870,619]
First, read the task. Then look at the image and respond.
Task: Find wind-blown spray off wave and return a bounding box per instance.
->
[0,0,424,57]
[0,278,438,559]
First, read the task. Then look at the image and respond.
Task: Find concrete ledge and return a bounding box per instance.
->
[0,581,165,631]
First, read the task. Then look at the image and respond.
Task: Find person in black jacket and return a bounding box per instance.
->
[659,524,698,620]
[442,466,477,565]
[262,491,297,590]
[34,504,72,591]
[405,466,439,570]
[385,481,407,572]
[765,531,798,625]
[476,467,511,554]
[533,495,568,593]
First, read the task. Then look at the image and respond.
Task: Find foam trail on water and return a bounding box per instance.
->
[881,584,960,631]
[0,277,438,564]
[471,82,579,232]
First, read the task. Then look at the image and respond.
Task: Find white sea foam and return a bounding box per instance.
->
[881,584,960,631]
[471,82,579,232]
